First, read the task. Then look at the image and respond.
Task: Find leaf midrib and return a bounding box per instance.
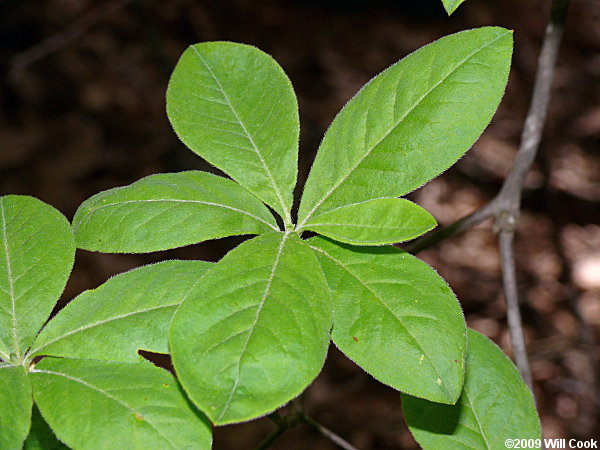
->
[306,223,429,230]
[299,30,509,226]
[0,198,20,359]
[32,368,179,448]
[308,242,454,400]
[463,389,492,449]
[74,198,278,232]
[190,46,291,224]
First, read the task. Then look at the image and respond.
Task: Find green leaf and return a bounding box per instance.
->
[0,196,75,359]
[167,42,299,225]
[30,260,212,361]
[0,365,32,450]
[298,27,513,226]
[170,232,332,425]
[307,236,466,403]
[442,0,467,15]
[300,198,437,245]
[402,329,541,448]
[23,405,67,450]
[73,171,278,253]
[31,358,212,449]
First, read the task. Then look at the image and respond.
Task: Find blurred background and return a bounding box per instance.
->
[1,0,599,448]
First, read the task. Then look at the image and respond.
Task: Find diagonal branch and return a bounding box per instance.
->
[407,0,571,394]
[255,403,358,450]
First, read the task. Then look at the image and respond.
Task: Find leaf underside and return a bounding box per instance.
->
[167,42,299,223]
[402,329,541,449]
[298,27,513,226]
[308,236,466,403]
[170,232,332,425]
[72,171,278,253]
[31,260,212,361]
[31,358,212,450]
[0,195,75,359]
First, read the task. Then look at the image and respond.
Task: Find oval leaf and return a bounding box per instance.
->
[402,329,541,448]
[167,42,299,224]
[73,171,278,253]
[0,196,75,359]
[31,358,212,449]
[301,198,436,245]
[298,27,513,225]
[30,260,212,361]
[307,236,466,403]
[170,232,332,425]
[0,365,32,450]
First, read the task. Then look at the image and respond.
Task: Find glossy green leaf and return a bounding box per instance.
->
[402,329,541,448]
[31,358,212,449]
[0,365,32,449]
[0,196,75,359]
[73,171,278,253]
[30,260,212,361]
[307,236,466,403]
[298,27,513,226]
[170,232,332,425]
[442,0,467,15]
[167,42,299,225]
[23,405,67,450]
[301,198,437,245]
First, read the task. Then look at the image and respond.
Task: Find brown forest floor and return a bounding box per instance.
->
[1,0,599,448]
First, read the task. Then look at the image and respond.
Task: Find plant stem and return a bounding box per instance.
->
[302,415,359,450]
[255,408,358,450]
[499,230,533,389]
[255,428,287,450]
[407,0,571,396]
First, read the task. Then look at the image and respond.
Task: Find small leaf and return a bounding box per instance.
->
[31,358,212,449]
[442,0,467,15]
[301,198,436,245]
[298,27,513,225]
[167,42,299,224]
[23,405,67,450]
[170,232,332,425]
[0,196,75,359]
[308,236,466,403]
[73,171,278,253]
[30,260,212,361]
[0,365,32,450]
[402,329,541,448]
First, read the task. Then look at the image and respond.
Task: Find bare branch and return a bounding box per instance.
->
[499,230,534,390]
[494,0,571,396]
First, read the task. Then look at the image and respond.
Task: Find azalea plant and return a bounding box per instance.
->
[1,19,541,450]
